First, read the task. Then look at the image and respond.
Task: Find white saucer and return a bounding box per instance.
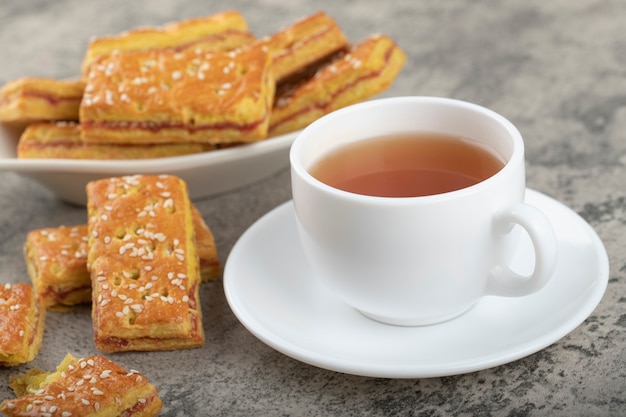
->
[224,189,609,378]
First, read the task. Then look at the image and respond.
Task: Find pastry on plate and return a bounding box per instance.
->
[81,10,252,75]
[0,283,45,367]
[86,174,204,352]
[0,78,84,123]
[17,122,214,159]
[80,44,275,145]
[269,34,406,136]
[0,353,162,416]
[258,11,349,84]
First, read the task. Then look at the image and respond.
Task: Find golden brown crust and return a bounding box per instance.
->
[17,122,215,159]
[269,34,406,136]
[23,206,219,311]
[191,205,221,281]
[0,78,84,123]
[80,44,275,145]
[0,353,162,417]
[87,175,204,352]
[81,10,251,76]
[258,12,349,84]
[0,283,46,367]
[24,225,91,311]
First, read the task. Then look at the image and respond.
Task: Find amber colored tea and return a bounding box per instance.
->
[309,132,506,197]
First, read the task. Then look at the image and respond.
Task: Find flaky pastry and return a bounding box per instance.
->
[86,175,204,352]
[0,283,45,367]
[0,78,84,123]
[80,44,275,145]
[24,205,219,311]
[258,11,349,84]
[17,122,214,159]
[81,10,251,75]
[1,353,162,417]
[269,34,406,136]
[24,225,91,311]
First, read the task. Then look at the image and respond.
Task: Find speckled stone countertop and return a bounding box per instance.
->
[0,1,624,416]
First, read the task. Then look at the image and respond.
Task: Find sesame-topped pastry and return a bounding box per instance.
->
[0,353,162,417]
[24,206,219,311]
[86,175,204,352]
[0,283,46,367]
[80,44,275,145]
[0,78,84,123]
[24,225,91,311]
[81,10,251,76]
[257,11,349,85]
[269,34,406,136]
[17,122,214,159]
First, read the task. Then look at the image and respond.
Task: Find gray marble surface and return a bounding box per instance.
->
[0,0,625,416]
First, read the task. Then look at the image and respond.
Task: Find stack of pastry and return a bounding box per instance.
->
[24,204,219,311]
[1,175,218,414]
[0,10,405,160]
[4,174,220,354]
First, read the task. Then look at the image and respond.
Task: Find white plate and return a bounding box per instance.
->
[224,189,609,378]
[0,123,298,205]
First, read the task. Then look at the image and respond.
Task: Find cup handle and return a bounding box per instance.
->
[486,203,558,296]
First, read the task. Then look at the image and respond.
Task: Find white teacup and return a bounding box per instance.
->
[290,96,558,326]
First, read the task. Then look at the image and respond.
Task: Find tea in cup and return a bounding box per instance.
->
[290,96,558,326]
